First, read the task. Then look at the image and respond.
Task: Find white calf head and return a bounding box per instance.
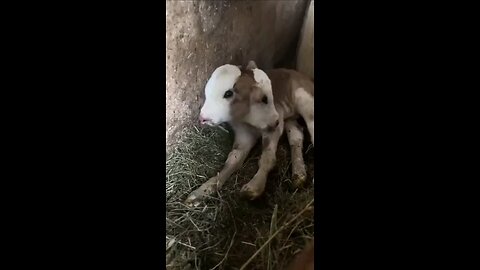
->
[199,64,241,126]
[199,61,280,132]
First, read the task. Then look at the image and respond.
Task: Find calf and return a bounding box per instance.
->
[185,61,314,206]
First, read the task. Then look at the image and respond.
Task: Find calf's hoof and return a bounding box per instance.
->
[184,179,218,207]
[292,173,307,188]
[240,181,265,200]
[184,191,204,207]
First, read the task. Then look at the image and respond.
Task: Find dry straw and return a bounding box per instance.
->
[166,125,314,270]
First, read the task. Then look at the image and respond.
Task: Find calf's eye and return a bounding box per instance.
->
[262,95,268,104]
[224,90,233,99]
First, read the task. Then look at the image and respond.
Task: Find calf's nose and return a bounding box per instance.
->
[199,115,210,124]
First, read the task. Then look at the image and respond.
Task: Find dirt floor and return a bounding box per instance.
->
[166,123,314,270]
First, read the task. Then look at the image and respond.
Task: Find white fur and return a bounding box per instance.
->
[252,68,272,91]
[200,64,241,125]
[294,87,314,145]
[294,88,314,117]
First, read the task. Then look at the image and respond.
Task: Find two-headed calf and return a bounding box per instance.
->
[186,61,314,206]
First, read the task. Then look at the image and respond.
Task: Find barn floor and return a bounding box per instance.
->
[166,124,314,270]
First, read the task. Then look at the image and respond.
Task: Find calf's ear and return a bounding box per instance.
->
[246,60,257,70]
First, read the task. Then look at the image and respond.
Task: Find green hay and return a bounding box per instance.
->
[166,124,314,270]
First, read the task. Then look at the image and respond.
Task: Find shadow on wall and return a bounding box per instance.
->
[166,0,310,153]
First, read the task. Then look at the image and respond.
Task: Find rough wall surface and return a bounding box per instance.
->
[166,0,309,153]
[296,0,314,80]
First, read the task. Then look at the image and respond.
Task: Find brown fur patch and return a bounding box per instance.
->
[230,70,257,121]
[260,68,314,120]
[291,73,314,97]
[267,69,314,103]
[239,67,254,78]
[266,69,296,106]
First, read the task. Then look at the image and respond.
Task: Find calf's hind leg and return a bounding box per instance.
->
[285,119,307,187]
[295,88,314,184]
[300,99,314,184]
[295,88,314,147]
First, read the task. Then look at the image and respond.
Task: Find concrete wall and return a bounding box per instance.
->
[166,0,309,153]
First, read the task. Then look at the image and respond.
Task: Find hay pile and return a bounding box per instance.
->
[166,124,314,270]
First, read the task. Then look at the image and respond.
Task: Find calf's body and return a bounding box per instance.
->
[186,61,314,206]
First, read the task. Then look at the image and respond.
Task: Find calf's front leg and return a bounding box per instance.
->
[240,120,284,200]
[185,126,257,207]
